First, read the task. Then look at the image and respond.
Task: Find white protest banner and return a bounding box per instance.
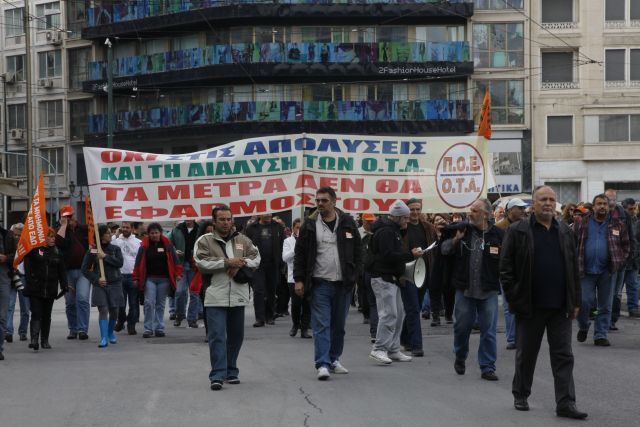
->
[83,133,488,223]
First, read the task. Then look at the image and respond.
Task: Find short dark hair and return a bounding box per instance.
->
[147,222,163,234]
[292,218,302,228]
[316,186,336,200]
[406,198,422,206]
[98,224,110,238]
[212,205,232,220]
[592,193,609,205]
[622,198,636,208]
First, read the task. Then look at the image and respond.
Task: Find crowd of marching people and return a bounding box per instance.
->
[1,186,639,419]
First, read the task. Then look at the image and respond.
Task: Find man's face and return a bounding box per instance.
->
[259,214,272,224]
[594,198,609,217]
[363,220,373,232]
[120,222,132,237]
[391,215,410,230]
[186,220,195,228]
[292,222,301,236]
[408,202,422,222]
[214,210,233,235]
[509,206,526,222]
[468,201,488,228]
[625,203,637,218]
[149,229,161,242]
[315,192,336,217]
[533,188,556,221]
[605,190,617,209]
[493,206,504,220]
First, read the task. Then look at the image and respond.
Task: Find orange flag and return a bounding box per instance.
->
[478,88,492,139]
[13,174,49,268]
[85,195,95,247]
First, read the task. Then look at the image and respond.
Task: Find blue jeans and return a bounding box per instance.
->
[64,269,91,333]
[422,291,431,313]
[613,269,638,321]
[626,270,639,312]
[501,286,515,345]
[7,285,30,336]
[176,262,196,321]
[168,296,175,316]
[400,280,422,351]
[310,279,352,369]
[610,270,626,324]
[453,290,498,374]
[118,274,139,326]
[0,271,10,352]
[206,306,245,382]
[578,272,612,340]
[144,278,170,333]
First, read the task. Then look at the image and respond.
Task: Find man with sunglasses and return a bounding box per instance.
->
[294,187,362,381]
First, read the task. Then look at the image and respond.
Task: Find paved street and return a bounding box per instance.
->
[1,299,639,427]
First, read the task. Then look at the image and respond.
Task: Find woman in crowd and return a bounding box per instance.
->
[561,203,577,225]
[133,223,182,338]
[23,229,68,351]
[81,224,124,348]
[282,218,311,339]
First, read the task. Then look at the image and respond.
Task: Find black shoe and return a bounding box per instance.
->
[421,311,431,320]
[169,314,176,321]
[454,359,465,375]
[411,349,424,357]
[472,323,480,331]
[174,318,182,327]
[514,397,529,411]
[30,338,39,351]
[114,321,125,332]
[594,338,610,346]
[198,312,204,320]
[0,351,4,360]
[67,332,78,340]
[506,343,517,350]
[78,332,89,340]
[41,341,52,349]
[609,323,618,331]
[210,380,223,390]
[362,318,369,324]
[445,315,453,324]
[155,331,165,337]
[142,331,153,338]
[577,329,587,342]
[300,329,312,339]
[289,326,298,337]
[225,376,240,385]
[266,319,275,325]
[431,314,441,327]
[629,310,640,318]
[19,334,27,341]
[556,403,588,419]
[403,345,412,352]
[188,321,199,328]
[253,321,265,328]
[127,325,137,335]
[5,335,12,343]
[481,371,499,381]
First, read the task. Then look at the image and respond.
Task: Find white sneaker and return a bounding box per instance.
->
[388,351,412,362]
[369,350,392,365]
[330,361,349,374]
[317,366,330,381]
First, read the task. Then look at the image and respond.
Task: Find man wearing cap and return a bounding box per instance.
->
[367,201,424,364]
[400,198,437,357]
[495,198,528,350]
[56,205,91,340]
[442,199,504,381]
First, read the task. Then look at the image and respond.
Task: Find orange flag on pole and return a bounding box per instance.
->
[85,195,95,247]
[13,173,49,268]
[478,88,492,139]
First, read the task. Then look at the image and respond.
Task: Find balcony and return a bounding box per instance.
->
[85,99,473,144]
[83,41,471,92]
[83,0,473,39]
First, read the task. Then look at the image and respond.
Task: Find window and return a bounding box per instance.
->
[40,147,64,175]
[541,51,577,88]
[606,0,626,21]
[68,48,91,90]
[584,114,640,143]
[474,0,524,9]
[541,0,575,24]
[547,116,573,144]
[376,27,408,42]
[38,50,62,78]
[605,0,640,25]
[6,55,25,81]
[545,182,580,205]
[605,48,640,86]
[39,100,63,128]
[35,2,61,31]
[8,104,26,129]
[473,80,524,125]
[5,8,24,37]
[69,100,92,140]
[415,26,465,43]
[66,0,86,38]
[301,27,332,43]
[473,23,524,68]
[7,152,27,177]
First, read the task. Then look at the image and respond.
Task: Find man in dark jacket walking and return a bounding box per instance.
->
[500,185,587,419]
[245,214,285,327]
[293,187,362,380]
[170,219,200,328]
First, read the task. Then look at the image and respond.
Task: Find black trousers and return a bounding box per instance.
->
[30,297,54,340]
[251,263,279,322]
[357,273,370,318]
[275,271,290,315]
[513,308,576,406]
[429,286,455,317]
[287,283,310,329]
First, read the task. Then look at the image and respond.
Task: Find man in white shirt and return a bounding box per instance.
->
[112,221,142,335]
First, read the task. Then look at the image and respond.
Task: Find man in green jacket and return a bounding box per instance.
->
[194,205,260,391]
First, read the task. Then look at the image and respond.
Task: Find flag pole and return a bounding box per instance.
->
[85,195,105,281]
